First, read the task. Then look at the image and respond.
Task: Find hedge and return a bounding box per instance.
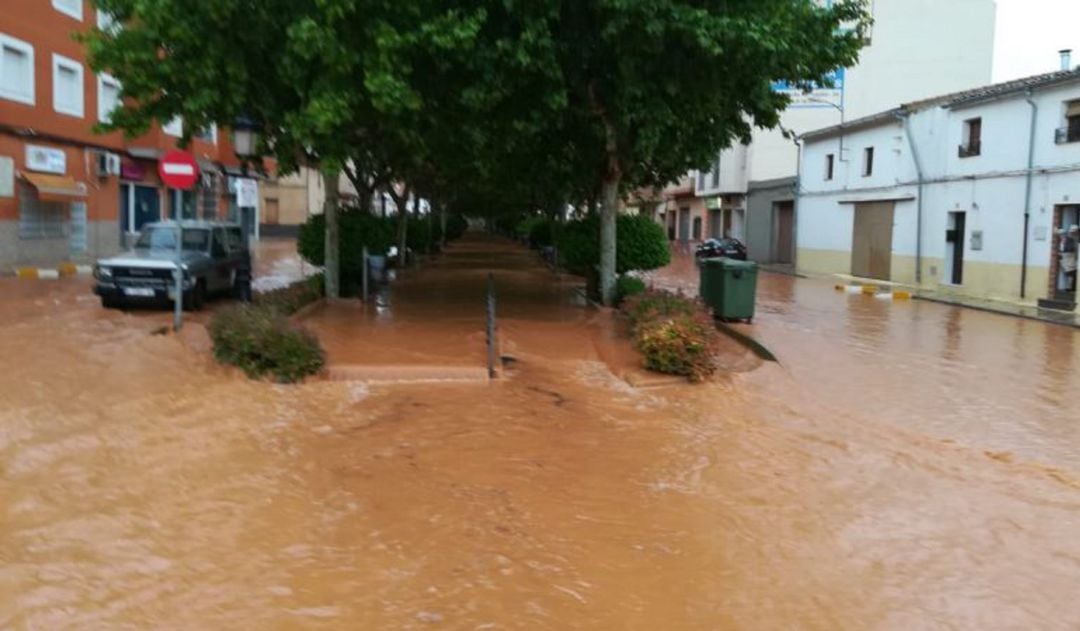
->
[620,289,719,382]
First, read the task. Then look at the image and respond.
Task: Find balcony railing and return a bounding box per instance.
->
[1055,126,1080,144]
[957,140,981,158]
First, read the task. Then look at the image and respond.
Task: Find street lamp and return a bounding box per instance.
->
[231,115,261,158]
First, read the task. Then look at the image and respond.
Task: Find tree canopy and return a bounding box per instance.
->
[86,0,868,302]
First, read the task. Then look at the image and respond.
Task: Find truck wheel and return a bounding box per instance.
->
[184,280,207,311]
[234,277,252,302]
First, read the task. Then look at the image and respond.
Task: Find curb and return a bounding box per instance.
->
[834,284,912,300]
[13,263,92,280]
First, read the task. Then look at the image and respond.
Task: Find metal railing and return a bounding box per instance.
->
[1055,126,1080,144]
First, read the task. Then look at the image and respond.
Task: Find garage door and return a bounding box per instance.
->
[851,201,895,280]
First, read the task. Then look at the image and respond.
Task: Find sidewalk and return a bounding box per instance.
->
[913,291,1080,329]
[828,273,1080,329]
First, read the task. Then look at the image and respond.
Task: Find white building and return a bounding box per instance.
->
[682,0,996,263]
[796,67,1080,311]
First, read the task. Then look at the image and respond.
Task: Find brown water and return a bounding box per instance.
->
[2,237,1079,629]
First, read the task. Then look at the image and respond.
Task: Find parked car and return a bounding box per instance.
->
[694,238,748,261]
[93,221,252,310]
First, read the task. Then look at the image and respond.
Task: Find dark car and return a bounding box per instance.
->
[695,238,747,261]
[93,221,252,310]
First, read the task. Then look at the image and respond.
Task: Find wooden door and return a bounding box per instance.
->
[264,198,280,225]
[851,201,895,280]
[774,201,794,264]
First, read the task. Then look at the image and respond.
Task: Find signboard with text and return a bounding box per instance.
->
[771,68,845,110]
[235,178,258,208]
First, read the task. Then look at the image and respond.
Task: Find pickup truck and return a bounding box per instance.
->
[93,220,252,310]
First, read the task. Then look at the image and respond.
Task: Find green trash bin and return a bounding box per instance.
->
[699,258,758,323]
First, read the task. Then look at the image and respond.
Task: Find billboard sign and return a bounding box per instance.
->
[772,67,845,110]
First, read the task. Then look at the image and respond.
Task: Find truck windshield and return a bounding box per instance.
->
[135,228,210,252]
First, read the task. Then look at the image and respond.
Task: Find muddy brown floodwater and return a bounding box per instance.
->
[2,235,1080,629]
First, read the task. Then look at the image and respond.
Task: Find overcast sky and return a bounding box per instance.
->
[994,0,1080,81]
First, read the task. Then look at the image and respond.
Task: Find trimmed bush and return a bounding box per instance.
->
[614,274,646,305]
[556,213,671,276]
[254,274,324,316]
[621,289,718,382]
[298,208,395,293]
[208,304,325,383]
[528,218,555,249]
[515,215,546,242]
[445,214,469,241]
[209,277,326,383]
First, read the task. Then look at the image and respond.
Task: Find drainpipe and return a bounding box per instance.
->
[1022,91,1038,299]
[792,137,803,268]
[899,112,925,284]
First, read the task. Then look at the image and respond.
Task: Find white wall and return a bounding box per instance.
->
[798,78,1080,300]
[714,0,996,190]
[843,0,995,119]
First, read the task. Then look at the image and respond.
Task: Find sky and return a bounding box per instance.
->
[994,0,1080,81]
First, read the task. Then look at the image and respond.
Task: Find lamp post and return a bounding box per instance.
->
[231,115,261,160]
[231,115,262,249]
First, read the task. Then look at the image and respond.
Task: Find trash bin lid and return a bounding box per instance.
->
[715,258,758,270]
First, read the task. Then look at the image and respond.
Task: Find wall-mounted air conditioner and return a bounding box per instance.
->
[96,151,121,177]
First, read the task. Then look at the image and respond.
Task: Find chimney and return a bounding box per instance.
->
[1061,49,1073,71]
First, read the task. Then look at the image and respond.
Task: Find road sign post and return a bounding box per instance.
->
[158,151,199,331]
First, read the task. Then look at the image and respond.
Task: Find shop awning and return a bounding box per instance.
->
[22,173,87,202]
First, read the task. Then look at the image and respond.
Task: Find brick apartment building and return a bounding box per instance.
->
[0,0,251,270]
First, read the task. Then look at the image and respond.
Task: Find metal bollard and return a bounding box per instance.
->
[486,272,497,379]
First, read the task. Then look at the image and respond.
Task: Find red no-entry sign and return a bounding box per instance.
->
[158,150,199,190]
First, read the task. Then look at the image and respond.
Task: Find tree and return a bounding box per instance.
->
[84,0,484,297]
[537,1,869,304]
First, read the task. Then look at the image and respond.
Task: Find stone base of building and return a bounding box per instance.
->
[0,220,123,270]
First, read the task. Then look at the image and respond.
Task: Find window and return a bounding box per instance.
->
[96,10,119,31]
[18,184,67,239]
[1060,100,1080,144]
[52,0,83,21]
[0,34,34,105]
[862,147,874,177]
[162,117,183,137]
[710,159,720,188]
[825,153,835,180]
[195,123,217,144]
[697,171,706,192]
[960,118,982,157]
[97,73,121,123]
[52,54,84,118]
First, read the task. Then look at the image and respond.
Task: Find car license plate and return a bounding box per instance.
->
[123,287,155,297]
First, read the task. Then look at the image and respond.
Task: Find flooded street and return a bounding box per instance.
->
[3,236,1080,629]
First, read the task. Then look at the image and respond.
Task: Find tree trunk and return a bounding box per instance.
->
[392,187,410,267]
[323,168,341,299]
[439,203,447,249]
[599,121,621,307]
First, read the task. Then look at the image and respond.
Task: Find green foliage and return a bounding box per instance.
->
[556,214,670,275]
[528,218,555,249]
[208,278,326,383]
[298,209,395,288]
[614,275,646,305]
[253,274,325,315]
[445,214,468,242]
[86,0,867,293]
[621,290,718,382]
[515,215,545,239]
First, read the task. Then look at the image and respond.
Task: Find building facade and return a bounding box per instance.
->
[681,0,996,260]
[797,69,1080,312]
[0,0,250,270]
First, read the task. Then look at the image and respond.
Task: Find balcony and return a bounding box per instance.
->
[957,140,981,158]
[1054,126,1080,144]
